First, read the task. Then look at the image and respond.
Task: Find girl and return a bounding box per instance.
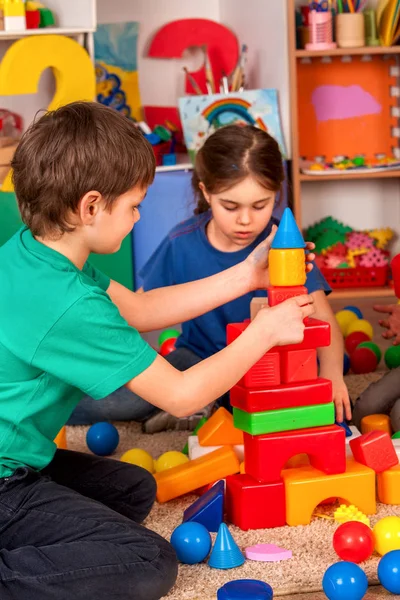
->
[69,125,350,430]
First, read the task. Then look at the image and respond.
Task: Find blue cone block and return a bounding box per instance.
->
[183,480,224,532]
[208,523,245,570]
[271,207,306,249]
[217,579,273,599]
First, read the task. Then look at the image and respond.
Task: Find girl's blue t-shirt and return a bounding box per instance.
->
[140,211,331,359]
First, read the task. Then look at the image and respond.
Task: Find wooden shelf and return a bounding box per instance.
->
[330,286,395,299]
[296,46,400,58]
[300,170,400,182]
[0,27,95,41]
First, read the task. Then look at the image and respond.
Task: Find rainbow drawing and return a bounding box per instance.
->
[202,97,267,130]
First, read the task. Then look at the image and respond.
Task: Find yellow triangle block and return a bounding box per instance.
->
[198,407,244,446]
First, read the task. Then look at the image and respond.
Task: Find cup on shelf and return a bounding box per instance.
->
[336,13,365,48]
[306,10,337,51]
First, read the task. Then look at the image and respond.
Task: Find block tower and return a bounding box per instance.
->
[224,208,377,530]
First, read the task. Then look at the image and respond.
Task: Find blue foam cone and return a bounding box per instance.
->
[208,523,245,569]
[271,207,306,249]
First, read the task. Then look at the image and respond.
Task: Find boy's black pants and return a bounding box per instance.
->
[0,449,177,599]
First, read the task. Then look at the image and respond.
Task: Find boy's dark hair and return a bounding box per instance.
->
[192,125,284,214]
[12,101,156,237]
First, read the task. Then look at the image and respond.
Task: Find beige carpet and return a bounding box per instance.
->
[66,372,400,599]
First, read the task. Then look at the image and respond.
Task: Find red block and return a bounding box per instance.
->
[267,285,308,307]
[230,378,332,412]
[227,318,330,353]
[240,352,280,388]
[244,425,346,483]
[226,473,286,530]
[281,348,317,383]
[350,430,399,473]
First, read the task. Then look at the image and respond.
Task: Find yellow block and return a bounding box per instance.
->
[155,446,239,503]
[3,0,25,16]
[377,465,400,505]
[282,458,376,526]
[269,248,306,287]
[54,426,67,449]
[361,414,392,436]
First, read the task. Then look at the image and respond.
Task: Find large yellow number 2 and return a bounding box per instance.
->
[0,35,96,191]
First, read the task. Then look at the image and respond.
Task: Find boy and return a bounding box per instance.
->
[0,101,314,600]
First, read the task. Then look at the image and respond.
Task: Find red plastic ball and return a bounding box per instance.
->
[345,331,370,355]
[350,346,378,374]
[159,337,177,357]
[333,521,374,563]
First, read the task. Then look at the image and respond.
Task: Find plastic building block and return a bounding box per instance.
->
[336,420,353,437]
[282,459,376,526]
[54,426,67,449]
[4,0,25,17]
[377,465,400,504]
[245,543,292,562]
[280,348,318,383]
[217,579,273,600]
[183,480,224,532]
[244,425,346,483]
[226,474,286,530]
[240,352,280,388]
[208,523,245,569]
[227,317,330,353]
[38,7,55,27]
[267,285,307,307]
[271,207,306,249]
[350,430,399,473]
[230,378,332,413]
[269,248,306,287]
[334,504,370,527]
[188,435,244,462]
[233,402,335,436]
[361,414,392,435]
[182,416,207,455]
[198,407,244,446]
[155,447,240,503]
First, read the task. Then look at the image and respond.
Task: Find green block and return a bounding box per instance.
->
[392,431,400,439]
[39,7,55,27]
[182,416,208,455]
[233,403,335,436]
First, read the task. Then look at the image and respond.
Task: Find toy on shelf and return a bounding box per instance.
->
[301,155,400,176]
[86,422,119,456]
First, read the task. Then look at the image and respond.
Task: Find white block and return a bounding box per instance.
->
[4,16,26,31]
[188,436,244,462]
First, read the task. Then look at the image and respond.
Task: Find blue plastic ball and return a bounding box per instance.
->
[344,305,363,319]
[86,422,119,456]
[378,550,400,594]
[323,562,368,600]
[343,353,350,375]
[170,522,211,564]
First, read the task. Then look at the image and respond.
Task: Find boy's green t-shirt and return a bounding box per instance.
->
[0,227,157,478]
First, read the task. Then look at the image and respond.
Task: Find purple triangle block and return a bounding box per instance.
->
[183,480,224,532]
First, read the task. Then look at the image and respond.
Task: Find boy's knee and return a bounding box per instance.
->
[131,538,178,600]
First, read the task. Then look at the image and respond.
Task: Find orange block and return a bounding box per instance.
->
[361,414,392,436]
[377,465,400,505]
[54,426,67,449]
[155,446,240,503]
[198,407,244,446]
[282,458,376,526]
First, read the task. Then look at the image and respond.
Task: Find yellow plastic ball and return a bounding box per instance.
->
[346,318,374,340]
[154,451,189,473]
[373,516,400,555]
[335,310,359,336]
[120,448,154,473]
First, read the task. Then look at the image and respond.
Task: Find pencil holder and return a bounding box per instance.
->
[306,10,337,51]
[336,13,365,48]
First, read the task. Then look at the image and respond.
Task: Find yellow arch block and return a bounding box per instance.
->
[377,465,400,505]
[282,459,376,526]
[269,249,306,287]
[361,414,392,436]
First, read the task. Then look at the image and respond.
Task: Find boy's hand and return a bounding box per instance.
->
[331,376,352,423]
[374,304,400,345]
[246,226,316,290]
[255,294,315,347]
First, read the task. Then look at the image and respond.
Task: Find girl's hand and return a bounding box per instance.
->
[246,225,316,290]
[331,376,352,423]
[255,294,315,347]
[374,304,400,345]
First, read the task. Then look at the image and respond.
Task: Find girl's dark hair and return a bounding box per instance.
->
[192,125,284,214]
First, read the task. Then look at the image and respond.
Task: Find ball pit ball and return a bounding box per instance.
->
[154,451,189,473]
[345,331,370,355]
[333,521,374,564]
[335,310,359,337]
[373,516,400,556]
[378,550,400,594]
[159,337,177,357]
[120,448,154,473]
[158,328,180,347]
[350,347,378,374]
[86,422,119,456]
[346,319,373,340]
[343,353,350,375]
[343,305,363,319]
[357,341,381,363]
[170,522,211,564]
[322,561,368,600]
[385,345,400,370]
